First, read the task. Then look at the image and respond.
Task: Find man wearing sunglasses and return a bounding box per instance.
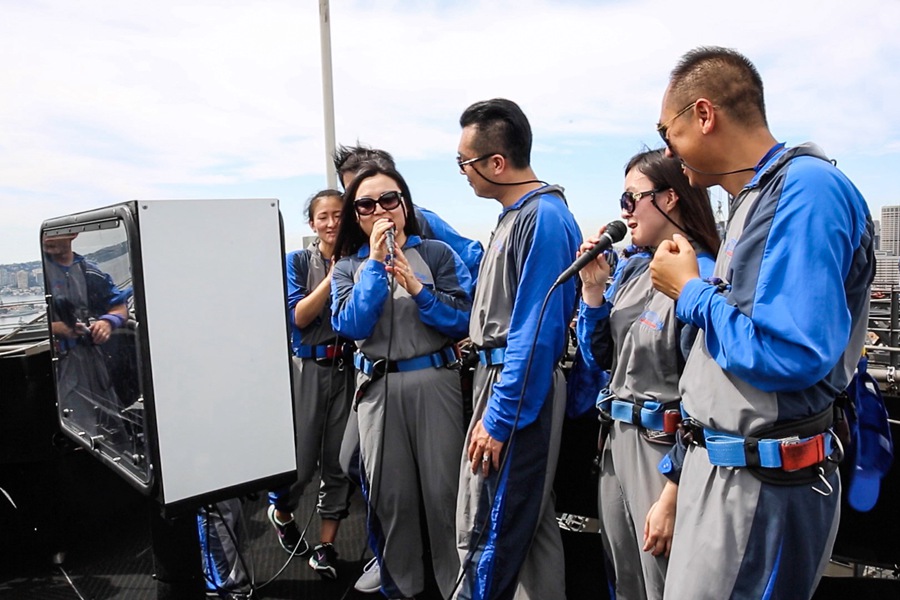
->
[454,98,581,600]
[650,47,874,600]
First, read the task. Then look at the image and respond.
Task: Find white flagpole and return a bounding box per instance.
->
[319,0,337,189]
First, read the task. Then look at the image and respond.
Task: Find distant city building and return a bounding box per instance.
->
[873,251,900,286]
[873,219,881,252]
[16,270,29,289]
[880,206,900,255]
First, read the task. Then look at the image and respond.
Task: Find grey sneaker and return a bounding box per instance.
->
[266,504,308,556]
[354,556,382,593]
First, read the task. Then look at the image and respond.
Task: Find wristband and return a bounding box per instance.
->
[99,313,126,329]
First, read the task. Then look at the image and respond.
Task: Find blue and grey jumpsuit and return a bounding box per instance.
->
[455,185,581,600]
[663,144,874,600]
[576,247,714,600]
[332,235,472,599]
[268,241,354,522]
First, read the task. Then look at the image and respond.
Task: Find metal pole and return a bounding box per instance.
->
[319,0,337,189]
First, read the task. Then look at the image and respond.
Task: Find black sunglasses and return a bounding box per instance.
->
[619,188,668,213]
[354,191,403,216]
[656,101,696,150]
[457,153,501,174]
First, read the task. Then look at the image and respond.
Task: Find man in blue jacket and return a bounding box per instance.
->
[454,98,581,600]
[650,46,874,600]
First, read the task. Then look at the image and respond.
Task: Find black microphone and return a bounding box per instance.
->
[385,227,396,264]
[553,221,627,287]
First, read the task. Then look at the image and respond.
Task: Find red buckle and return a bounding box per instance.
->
[663,410,681,434]
[779,434,825,472]
[324,345,338,359]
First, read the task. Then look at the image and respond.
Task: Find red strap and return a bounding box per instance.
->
[779,435,825,472]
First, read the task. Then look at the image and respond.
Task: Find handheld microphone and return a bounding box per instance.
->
[385,227,396,264]
[553,221,627,287]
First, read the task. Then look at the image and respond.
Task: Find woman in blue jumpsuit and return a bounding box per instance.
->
[576,149,720,600]
[331,165,472,600]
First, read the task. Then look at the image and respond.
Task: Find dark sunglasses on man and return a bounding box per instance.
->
[354,191,403,216]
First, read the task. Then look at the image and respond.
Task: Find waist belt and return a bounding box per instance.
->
[296,343,348,360]
[354,347,458,378]
[477,347,506,366]
[599,397,681,434]
[683,404,837,473]
[700,427,831,472]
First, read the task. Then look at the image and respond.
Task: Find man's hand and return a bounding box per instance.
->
[467,419,505,476]
[89,319,113,344]
[650,234,700,300]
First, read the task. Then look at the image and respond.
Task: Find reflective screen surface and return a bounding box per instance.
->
[42,220,149,485]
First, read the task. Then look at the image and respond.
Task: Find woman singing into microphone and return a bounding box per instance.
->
[331,165,472,600]
[576,148,719,600]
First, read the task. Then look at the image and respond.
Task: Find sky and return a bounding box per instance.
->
[1,0,899,264]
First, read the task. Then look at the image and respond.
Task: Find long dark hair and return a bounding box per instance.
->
[333,166,421,260]
[626,148,720,256]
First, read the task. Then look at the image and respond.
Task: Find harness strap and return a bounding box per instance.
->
[599,397,680,434]
[703,430,830,471]
[477,347,507,367]
[296,343,348,360]
[683,406,837,476]
[354,347,458,378]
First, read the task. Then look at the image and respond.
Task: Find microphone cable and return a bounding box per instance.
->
[340,247,399,600]
[256,248,348,594]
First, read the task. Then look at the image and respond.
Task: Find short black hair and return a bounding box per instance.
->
[669,46,767,127]
[459,98,532,169]
[332,144,396,185]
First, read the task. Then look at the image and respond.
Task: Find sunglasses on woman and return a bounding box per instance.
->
[619,188,668,214]
[354,191,403,216]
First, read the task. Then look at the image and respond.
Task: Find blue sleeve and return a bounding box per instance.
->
[677,252,716,359]
[574,251,648,371]
[85,260,129,310]
[482,196,582,442]
[575,300,611,371]
[285,250,310,327]
[676,160,868,392]
[330,256,389,340]
[417,206,485,284]
[412,241,472,339]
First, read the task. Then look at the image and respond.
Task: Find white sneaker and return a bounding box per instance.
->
[354,556,382,593]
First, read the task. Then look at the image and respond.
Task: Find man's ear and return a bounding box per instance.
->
[695,98,716,135]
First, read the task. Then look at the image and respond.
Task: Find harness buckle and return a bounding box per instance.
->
[663,409,681,434]
[778,434,825,472]
[370,358,387,379]
[680,417,704,446]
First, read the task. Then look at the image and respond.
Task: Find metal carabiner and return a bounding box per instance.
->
[811,466,833,497]
[825,428,844,464]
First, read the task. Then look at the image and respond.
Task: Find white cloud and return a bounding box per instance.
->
[1,0,899,262]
